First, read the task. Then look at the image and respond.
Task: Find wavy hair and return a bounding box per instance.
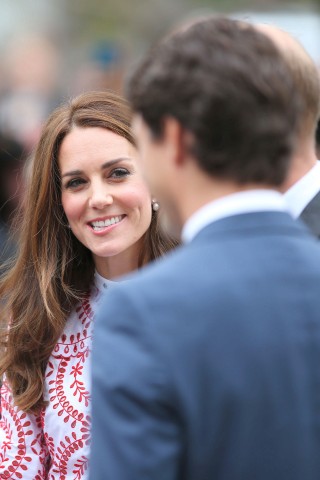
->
[0,91,177,413]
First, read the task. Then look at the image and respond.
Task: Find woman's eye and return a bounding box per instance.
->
[65,178,86,189]
[110,168,130,179]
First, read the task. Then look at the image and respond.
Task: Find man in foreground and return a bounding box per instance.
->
[90,17,320,480]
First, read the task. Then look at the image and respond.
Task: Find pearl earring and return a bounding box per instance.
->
[152,200,160,212]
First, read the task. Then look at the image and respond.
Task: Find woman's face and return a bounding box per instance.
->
[59,126,152,276]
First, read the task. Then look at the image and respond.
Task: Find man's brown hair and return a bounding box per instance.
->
[127,16,301,186]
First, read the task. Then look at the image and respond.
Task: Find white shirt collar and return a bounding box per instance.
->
[284,161,320,218]
[94,271,117,290]
[182,189,288,243]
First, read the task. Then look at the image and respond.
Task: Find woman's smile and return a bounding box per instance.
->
[88,214,126,233]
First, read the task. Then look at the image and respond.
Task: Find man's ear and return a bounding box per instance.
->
[162,116,188,167]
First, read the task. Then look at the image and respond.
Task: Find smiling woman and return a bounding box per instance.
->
[59,126,153,278]
[0,91,178,479]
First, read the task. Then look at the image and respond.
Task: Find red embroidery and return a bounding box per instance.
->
[0,291,98,479]
[0,387,46,479]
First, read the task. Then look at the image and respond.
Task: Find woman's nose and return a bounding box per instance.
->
[88,184,113,209]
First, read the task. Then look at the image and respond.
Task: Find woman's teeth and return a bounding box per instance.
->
[91,216,123,231]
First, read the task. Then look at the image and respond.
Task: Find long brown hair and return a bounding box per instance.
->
[0,91,177,413]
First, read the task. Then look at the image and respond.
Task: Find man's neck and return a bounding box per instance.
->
[178,177,276,228]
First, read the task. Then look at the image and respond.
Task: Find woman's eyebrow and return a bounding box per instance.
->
[101,157,132,170]
[61,157,133,178]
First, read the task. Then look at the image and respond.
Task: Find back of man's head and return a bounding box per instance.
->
[256,24,320,144]
[127,16,301,188]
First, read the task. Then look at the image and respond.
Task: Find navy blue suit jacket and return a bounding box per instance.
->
[90,211,320,480]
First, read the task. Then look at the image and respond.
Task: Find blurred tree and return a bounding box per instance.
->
[60,0,320,93]
[65,0,319,48]
[66,0,188,47]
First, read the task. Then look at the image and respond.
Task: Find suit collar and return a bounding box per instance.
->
[190,210,310,244]
[182,190,286,243]
[299,190,320,238]
[284,161,320,218]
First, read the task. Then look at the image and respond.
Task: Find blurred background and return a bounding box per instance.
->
[0,0,319,152]
[0,0,319,264]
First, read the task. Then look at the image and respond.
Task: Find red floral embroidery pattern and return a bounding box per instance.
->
[0,288,100,479]
[0,382,47,479]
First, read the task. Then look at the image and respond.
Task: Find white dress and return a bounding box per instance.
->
[0,273,111,479]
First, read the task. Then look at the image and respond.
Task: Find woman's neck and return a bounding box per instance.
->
[93,244,142,280]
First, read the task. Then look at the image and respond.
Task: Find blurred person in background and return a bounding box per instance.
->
[0,91,177,479]
[256,24,320,238]
[0,133,25,269]
[316,119,320,159]
[72,41,124,96]
[0,34,61,153]
[90,17,320,480]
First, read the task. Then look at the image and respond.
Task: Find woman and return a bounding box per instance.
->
[0,91,177,479]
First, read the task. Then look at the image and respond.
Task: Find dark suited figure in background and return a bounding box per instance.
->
[0,134,24,268]
[257,25,320,238]
[90,17,320,480]
[316,119,320,159]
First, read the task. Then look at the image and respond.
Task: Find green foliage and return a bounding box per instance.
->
[64,0,320,49]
